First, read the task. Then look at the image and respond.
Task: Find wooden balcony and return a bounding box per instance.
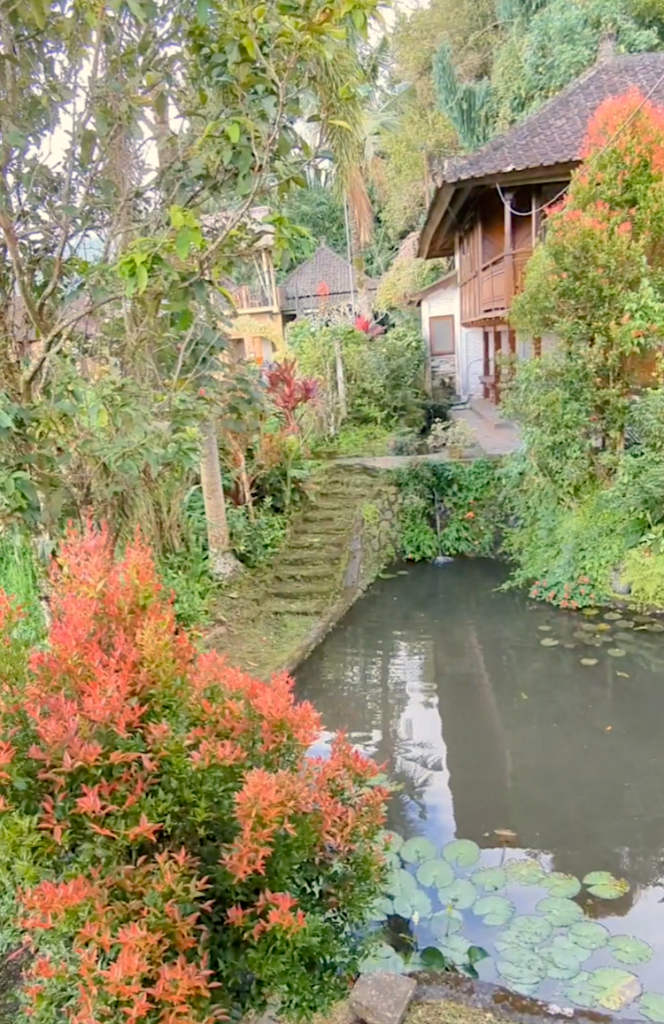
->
[460,246,532,326]
[232,282,282,314]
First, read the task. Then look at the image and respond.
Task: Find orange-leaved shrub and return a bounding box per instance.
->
[0,523,387,1024]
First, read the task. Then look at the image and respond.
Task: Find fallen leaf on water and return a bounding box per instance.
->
[521,693,529,699]
[617,671,629,678]
[605,726,612,732]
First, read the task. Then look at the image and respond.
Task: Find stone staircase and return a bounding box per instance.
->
[264,466,379,618]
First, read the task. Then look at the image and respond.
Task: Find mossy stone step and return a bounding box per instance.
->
[301,509,349,524]
[266,600,327,616]
[293,528,349,544]
[271,580,333,599]
[309,499,349,511]
[275,564,333,580]
[278,547,341,564]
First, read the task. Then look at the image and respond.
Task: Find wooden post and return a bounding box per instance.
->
[531,189,541,248]
[494,327,503,404]
[482,329,491,400]
[533,336,542,358]
[503,190,514,310]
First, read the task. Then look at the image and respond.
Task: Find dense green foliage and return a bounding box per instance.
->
[0,526,388,1023]
[396,461,500,561]
[502,91,664,607]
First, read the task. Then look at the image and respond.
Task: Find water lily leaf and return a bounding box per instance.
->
[379,830,404,853]
[614,631,635,642]
[420,946,448,970]
[437,879,477,910]
[505,859,546,885]
[540,637,559,647]
[387,868,419,898]
[604,611,622,620]
[543,872,581,898]
[564,972,596,1008]
[596,623,611,632]
[582,871,630,899]
[542,944,584,981]
[430,908,463,937]
[569,921,610,950]
[369,896,394,921]
[615,619,635,628]
[416,859,455,889]
[573,630,589,640]
[581,622,599,631]
[501,915,553,948]
[644,622,664,632]
[551,935,594,962]
[411,889,433,919]
[587,968,642,1011]
[608,935,653,965]
[497,947,547,987]
[360,943,405,975]
[580,658,598,666]
[641,994,664,1022]
[443,839,481,867]
[400,836,437,864]
[538,624,553,631]
[438,935,472,965]
[472,867,507,892]
[393,895,413,919]
[473,895,515,926]
[384,852,401,870]
[607,648,626,658]
[582,608,600,616]
[536,896,584,927]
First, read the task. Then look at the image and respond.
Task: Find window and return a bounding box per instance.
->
[429,315,455,356]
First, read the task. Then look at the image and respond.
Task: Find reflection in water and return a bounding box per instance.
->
[295,560,664,967]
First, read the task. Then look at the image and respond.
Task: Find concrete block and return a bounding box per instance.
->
[350,972,416,1024]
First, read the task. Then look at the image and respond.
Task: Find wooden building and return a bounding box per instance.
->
[418,47,664,402]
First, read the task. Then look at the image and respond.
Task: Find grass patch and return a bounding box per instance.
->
[314,425,394,459]
[312,999,507,1024]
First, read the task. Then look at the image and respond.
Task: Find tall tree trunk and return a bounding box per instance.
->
[333,334,348,424]
[200,420,242,578]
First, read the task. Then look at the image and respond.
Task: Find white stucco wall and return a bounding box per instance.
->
[420,276,483,400]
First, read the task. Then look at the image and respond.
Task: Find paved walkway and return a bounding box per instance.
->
[334,401,521,469]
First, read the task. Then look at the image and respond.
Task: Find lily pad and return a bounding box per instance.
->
[360,942,405,975]
[437,879,477,910]
[400,836,437,864]
[538,624,553,631]
[369,896,394,921]
[387,867,419,898]
[443,838,481,867]
[582,608,600,616]
[536,896,584,927]
[393,889,432,921]
[596,622,612,632]
[540,637,559,647]
[379,830,404,853]
[615,619,635,628]
[430,908,463,938]
[543,872,581,899]
[580,658,598,666]
[551,935,594,962]
[644,622,664,632]
[607,647,627,658]
[542,944,584,981]
[438,935,472,966]
[573,630,589,640]
[501,915,553,948]
[420,946,449,970]
[473,895,515,927]
[608,935,653,965]
[569,921,610,950]
[504,858,545,886]
[583,871,630,900]
[614,631,636,642]
[641,994,664,1023]
[497,947,548,987]
[567,967,642,1011]
[472,867,507,892]
[581,622,599,631]
[416,859,455,889]
[604,611,622,620]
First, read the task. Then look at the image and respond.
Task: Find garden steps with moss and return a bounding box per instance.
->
[209,466,395,675]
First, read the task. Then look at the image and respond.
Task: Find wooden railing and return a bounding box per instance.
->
[460,246,533,325]
[233,282,280,313]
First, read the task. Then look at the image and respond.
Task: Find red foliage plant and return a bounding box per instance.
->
[264,358,319,432]
[0,523,387,1024]
[354,316,385,338]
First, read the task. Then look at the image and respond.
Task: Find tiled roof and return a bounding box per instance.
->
[281,244,378,311]
[442,51,664,184]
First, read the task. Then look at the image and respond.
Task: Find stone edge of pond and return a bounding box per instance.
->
[413,974,636,1024]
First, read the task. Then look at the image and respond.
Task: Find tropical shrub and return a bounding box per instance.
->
[396,461,500,559]
[0,524,388,1023]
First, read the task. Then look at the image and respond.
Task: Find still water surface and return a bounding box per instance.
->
[295,561,664,1011]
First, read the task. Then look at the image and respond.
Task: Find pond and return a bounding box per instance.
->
[294,560,664,1020]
